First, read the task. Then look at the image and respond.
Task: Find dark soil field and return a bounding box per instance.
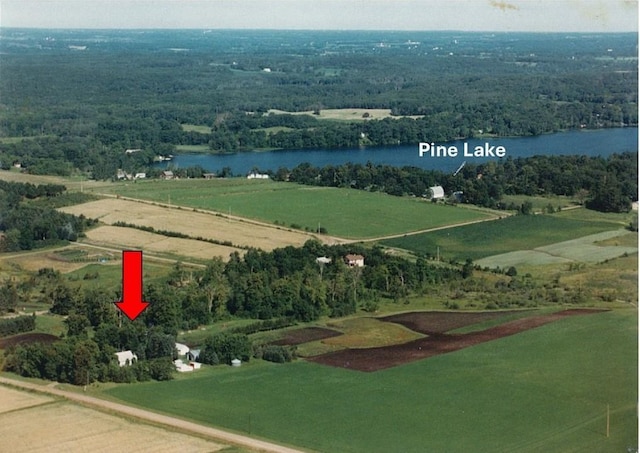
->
[309,309,607,372]
[271,327,342,346]
[0,333,59,349]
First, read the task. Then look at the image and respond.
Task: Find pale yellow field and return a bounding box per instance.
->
[267,108,423,121]
[60,198,314,251]
[0,385,54,413]
[0,396,226,452]
[1,250,91,273]
[85,226,241,261]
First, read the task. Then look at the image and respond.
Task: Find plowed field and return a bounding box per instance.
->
[309,309,607,372]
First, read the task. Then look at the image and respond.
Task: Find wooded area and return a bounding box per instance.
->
[0,30,636,176]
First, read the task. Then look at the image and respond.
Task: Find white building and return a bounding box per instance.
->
[115,350,137,367]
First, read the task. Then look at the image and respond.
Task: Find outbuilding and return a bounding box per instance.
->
[231,358,242,367]
[115,350,137,367]
[428,185,445,200]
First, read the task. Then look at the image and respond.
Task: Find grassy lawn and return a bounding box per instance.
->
[175,144,210,152]
[105,309,637,453]
[98,179,492,239]
[180,124,212,134]
[381,213,623,261]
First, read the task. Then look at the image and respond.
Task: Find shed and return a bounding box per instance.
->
[161,170,174,180]
[186,349,200,361]
[115,350,137,367]
[231,358,242,367]
[175,342,190,356]
[428,186,445,199]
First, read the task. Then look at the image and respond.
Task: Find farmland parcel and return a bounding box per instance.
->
[97,179,493,239]
[106,309,637,453]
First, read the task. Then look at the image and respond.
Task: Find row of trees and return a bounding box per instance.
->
[275,153,637,212]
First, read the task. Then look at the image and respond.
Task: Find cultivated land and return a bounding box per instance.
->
[84,225,241,262]
[266,108,423,121]
[381,212,630,262]
[476,229,638,268]
[59,197,316,251]
[105,308,637,453]
[0,385,229,453]
[96,179,493,239]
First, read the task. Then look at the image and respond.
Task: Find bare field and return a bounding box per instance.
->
[0,396,227,452]
[60,198,315,251]
[85,226,241,261]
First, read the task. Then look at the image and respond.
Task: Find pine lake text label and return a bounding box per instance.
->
[419,142,507,158]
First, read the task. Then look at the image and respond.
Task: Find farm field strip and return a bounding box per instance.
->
[104,309,637,453]
[477,229,637,268]
[0,393,227,452]
[59,197,317,251]
[0,385,54,413]
[83,225,241,261]
[97,179,493,239]
[381,212,629,262]
[0,378,302,453]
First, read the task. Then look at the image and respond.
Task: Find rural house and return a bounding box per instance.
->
[161,170,174,180]
[114,350,137,367]
[345,254,365,267]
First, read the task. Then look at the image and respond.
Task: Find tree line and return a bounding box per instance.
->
[274,152,637,212]
[0,181,96,251]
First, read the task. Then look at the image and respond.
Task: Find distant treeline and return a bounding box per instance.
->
[273,152,637,213]
[0,31,636,177]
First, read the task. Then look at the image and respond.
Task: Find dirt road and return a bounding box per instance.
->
[0,376,309,453]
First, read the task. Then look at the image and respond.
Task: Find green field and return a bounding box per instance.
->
[381,213,624,262]
[98,179,492,239]
[105,309,637,453]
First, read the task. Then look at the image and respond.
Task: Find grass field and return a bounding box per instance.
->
[105,309,637,453]
[381,212,625,262]
[96,179,492,239]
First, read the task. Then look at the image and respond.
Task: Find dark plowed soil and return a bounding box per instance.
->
[271,327,342,346]
[0,333,60,349]
[309,309,607,372]
[381,310,524,334]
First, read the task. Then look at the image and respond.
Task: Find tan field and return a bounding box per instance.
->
[266,108,423,121]
[85,226,241,261]
[0,385,55,412]
[60,198,315,251]
[0,388,226,453]
[1,249,92,273]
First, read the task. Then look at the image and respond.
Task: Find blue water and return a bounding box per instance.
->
[156,128,638,175]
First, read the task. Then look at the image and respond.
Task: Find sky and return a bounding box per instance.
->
[0,0,637,32]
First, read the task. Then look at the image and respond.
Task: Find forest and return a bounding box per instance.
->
[0,181,96,251]
[0,29,637,178]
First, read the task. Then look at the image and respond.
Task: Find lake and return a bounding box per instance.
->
[156,128,638,176]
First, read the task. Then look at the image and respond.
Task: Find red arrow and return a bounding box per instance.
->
[115,250,149,321]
